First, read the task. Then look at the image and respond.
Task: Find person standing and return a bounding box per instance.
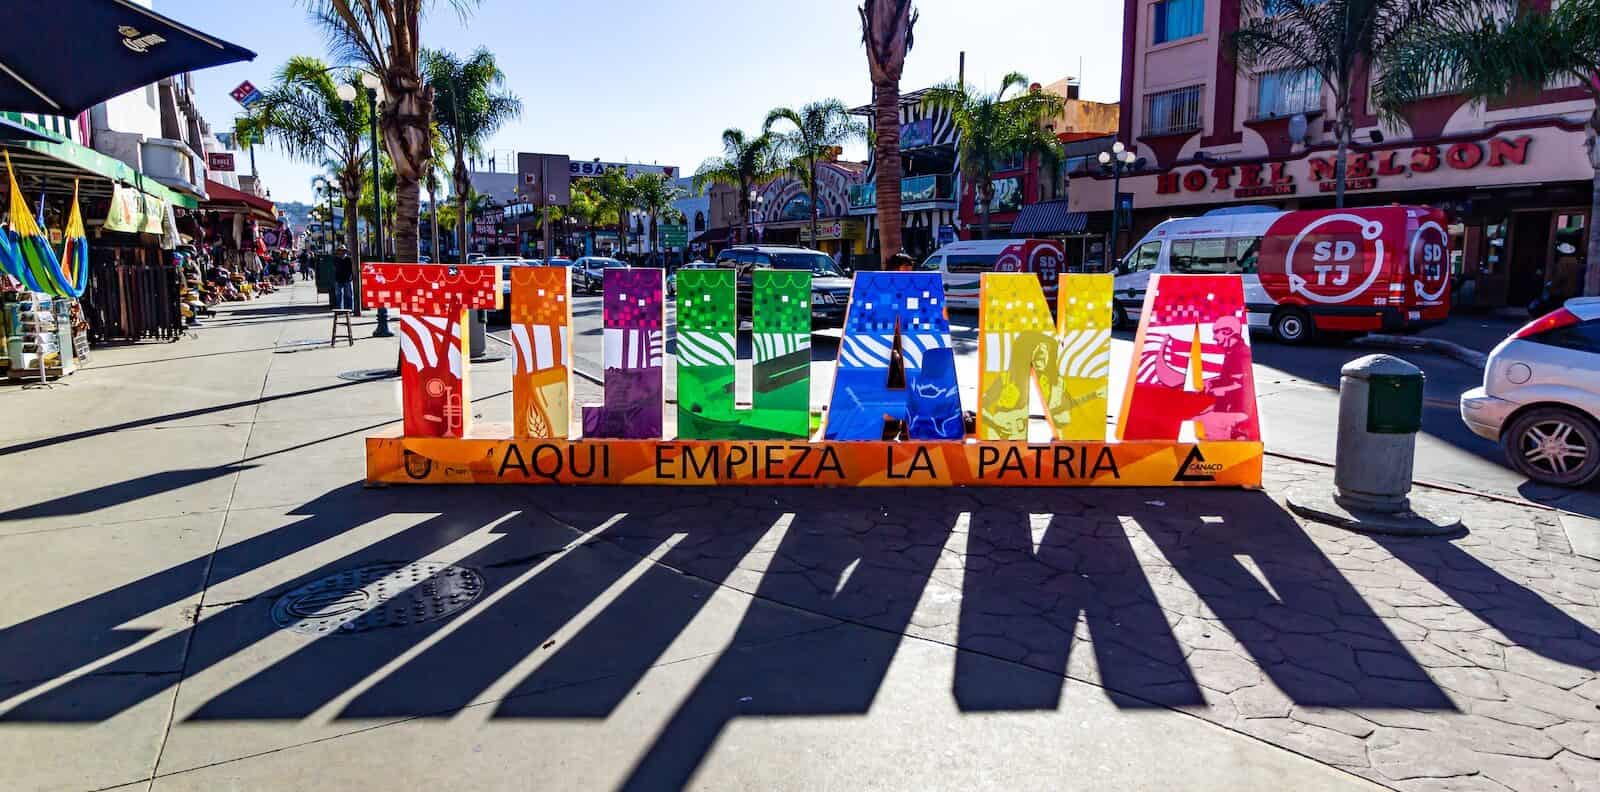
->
[333,246,355,310]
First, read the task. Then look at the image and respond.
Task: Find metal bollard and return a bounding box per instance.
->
[1334,354,1424,513]
[468,309,487,359]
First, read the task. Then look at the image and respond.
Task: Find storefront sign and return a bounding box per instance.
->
[988,177,1022,213]
[901,118,934,149]
[799,220,863,242]
[229,80,262,108]
[207,152,235,173]
[569,160,675,179]
[1156,135,1533,199]
[103,185,167,235]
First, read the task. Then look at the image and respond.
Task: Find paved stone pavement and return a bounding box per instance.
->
[0,283,1596,791]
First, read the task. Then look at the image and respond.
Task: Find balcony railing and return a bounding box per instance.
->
[849,174,955,208]
[1142,85,1203,136]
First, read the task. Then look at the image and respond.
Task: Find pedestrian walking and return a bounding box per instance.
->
[333,246,355,310]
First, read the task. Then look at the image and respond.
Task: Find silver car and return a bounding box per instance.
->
[1460,297,1600,486]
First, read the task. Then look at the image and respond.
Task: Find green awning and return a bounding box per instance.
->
[1,114,196,209]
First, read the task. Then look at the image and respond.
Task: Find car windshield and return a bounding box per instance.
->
[771,252,844,277]
[599,259,627,268]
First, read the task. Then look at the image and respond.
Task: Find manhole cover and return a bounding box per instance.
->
[338,367,400,382]
[271,562,484,635]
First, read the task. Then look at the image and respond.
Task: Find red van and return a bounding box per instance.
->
[1114,206,1452,343]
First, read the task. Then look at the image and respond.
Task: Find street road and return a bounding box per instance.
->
[491,294,1537,502]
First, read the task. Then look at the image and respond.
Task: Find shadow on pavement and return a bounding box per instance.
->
[8,482,1596,786]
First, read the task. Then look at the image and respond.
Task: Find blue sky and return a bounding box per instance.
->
[163,0,1124,205]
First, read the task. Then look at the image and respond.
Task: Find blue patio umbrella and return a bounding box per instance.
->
[0,0,254,117]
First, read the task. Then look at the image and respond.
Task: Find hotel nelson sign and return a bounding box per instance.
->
[1155,135,1533,200]
[359,263,1267,489]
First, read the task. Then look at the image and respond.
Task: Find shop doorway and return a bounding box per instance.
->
[1508,211,1552,308]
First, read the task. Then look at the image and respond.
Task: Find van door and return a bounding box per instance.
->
[944,251,998,308]
[1115,240,1164,323]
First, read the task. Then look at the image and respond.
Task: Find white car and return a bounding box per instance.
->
[1460,297,1600,486]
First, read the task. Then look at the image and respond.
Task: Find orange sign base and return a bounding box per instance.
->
[366,426,1263,487]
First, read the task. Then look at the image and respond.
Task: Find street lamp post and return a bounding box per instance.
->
[338,74,391,335]
[747,190,765,244]
[1098,141,1138,268]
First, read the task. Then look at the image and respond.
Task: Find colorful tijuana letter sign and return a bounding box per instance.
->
[509,267,573,438]
[1117,273,1260,442]
[582,268,665,439]
[676,268,811,438]
[977,273,1112,441]
[824,272,963,441]
[362,263,500,438]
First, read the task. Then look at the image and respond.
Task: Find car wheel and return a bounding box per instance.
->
[1272,307,1315,345]
[1504,407,1600,487]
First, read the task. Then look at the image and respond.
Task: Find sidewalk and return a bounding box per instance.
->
[0,282,1596,792]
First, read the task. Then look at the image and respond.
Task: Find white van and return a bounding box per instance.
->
[1114,206,1452,343]
[921,238,1066,309]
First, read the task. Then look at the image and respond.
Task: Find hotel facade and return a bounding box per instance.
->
[1070,0,1596,309]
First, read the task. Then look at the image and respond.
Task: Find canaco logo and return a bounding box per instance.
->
[119,26,167,54]
[1173,446,1225,482]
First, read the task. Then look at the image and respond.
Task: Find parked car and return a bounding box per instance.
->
[667,261,719,298]
[1114,205,1452,344]
[713,245,852,329]
[922,238,1066,309]
[486,257,536,322]
[466,253,486,265]
[1460,298,1600,487]
[572,256,629,294]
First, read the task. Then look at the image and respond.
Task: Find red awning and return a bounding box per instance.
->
[202,179,276,220]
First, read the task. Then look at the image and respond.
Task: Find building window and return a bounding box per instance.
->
[1152,0,1204,44]
[694,211,705,232]
[1143,85,1203,136]
[1254,67,1322,118]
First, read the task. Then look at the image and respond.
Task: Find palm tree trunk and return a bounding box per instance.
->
[429,179,440,262]
[739,189,751,244]
[874,83,904,264]
[809,157,820,249]
[1334,96,1352,210]
[341,166,363,316]
[1587,116,1600,296]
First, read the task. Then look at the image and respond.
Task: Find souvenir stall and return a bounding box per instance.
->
[0,153,91,380]
[82,184,184,343]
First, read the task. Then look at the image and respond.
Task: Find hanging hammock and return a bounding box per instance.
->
[0,151,90,298]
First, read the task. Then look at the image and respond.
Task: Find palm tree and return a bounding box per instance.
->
[1377,0,1599,295]
[693,129,785,245]
[592,167,638,256]
[564,182,613,256]
[631,172,685,264]
[860,0,918,261]
[763,99,867,247]
[248,56,371,305]
[924,73,1064,240]
[1230,0,1502,209]
[306,0,480,263]
[424,47,522,265]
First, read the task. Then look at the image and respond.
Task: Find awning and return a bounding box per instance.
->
[1010,200,1089,236]
[3,124,197,208]
[202,178,275,221]
[0,0,254,118]
[690,226,731,245]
